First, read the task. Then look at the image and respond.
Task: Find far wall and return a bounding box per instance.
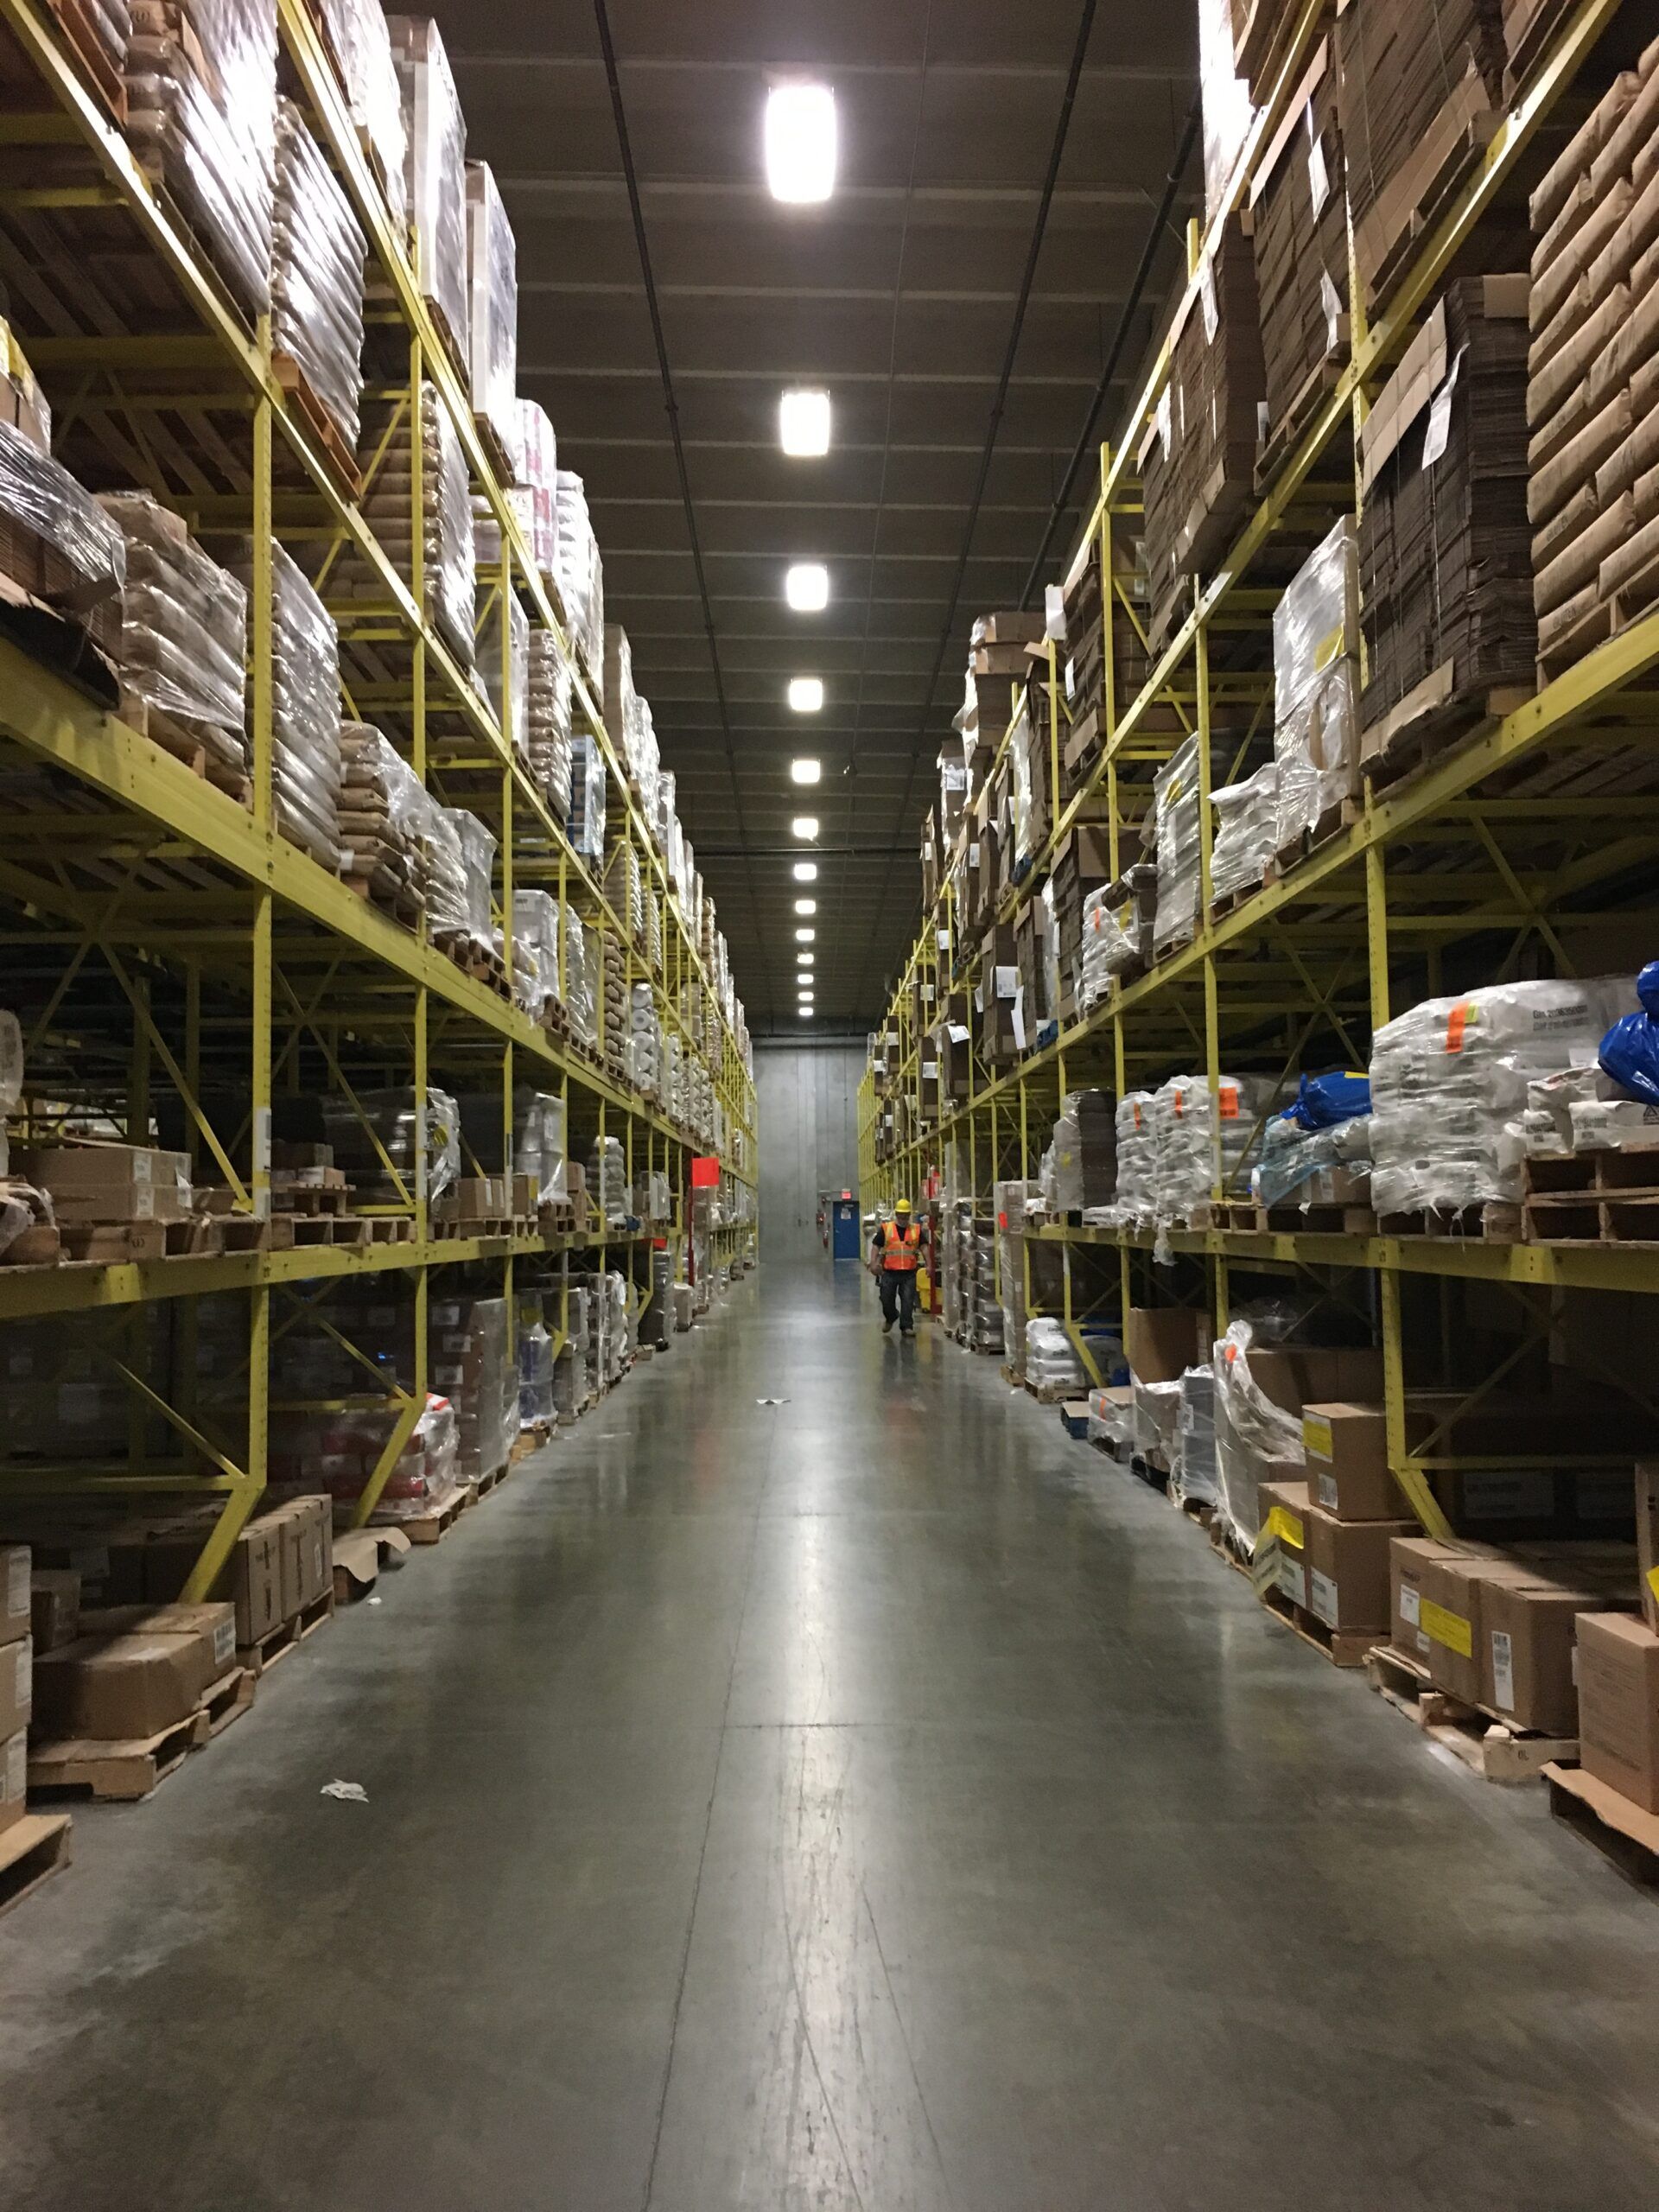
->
[755,1039,865,1264]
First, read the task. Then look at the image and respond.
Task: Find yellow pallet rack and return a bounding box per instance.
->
[0,0,755,1595]
[861,0,1659,1537]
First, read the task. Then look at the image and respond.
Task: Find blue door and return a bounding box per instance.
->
[831,1198,861,1261]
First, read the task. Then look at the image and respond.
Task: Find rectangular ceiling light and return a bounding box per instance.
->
[766,84,836,203]
[785,563,829,612]
[787,676,824,713]
[779,389,831,457]
[790,758,821,785]
[791,816,819,840]
[792,861,818,881]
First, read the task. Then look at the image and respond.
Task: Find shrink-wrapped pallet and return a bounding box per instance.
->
[387,16,467,367]
[1369,977,1631,1217]
[337,721,430,915]
[94,493,245,782]
[527,626,573,820]
[271,99,367,454]
[1272,516,1359,850]
[124,0,277,321]
[465,162,518,472]
[229,539,342,868]
[353,382,475,668]
[315,0,405,225]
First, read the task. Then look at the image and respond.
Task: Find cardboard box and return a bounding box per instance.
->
[32,1603,235,1741]
[1126,1306,1210,1385]
[29,1569,79,1656]
[0,1634,29,1738]
[1638,1464,1659,1633]
[1302,1503,1418,1635]
[0,1543,28,1645]
[15,1141,191,1224]
[1259,1479,1310,1610]
[1301,1402,1402,1520]
[1574,1612,1659,1814]
[0,1727,23,1839]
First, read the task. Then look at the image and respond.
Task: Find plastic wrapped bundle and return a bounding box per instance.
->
[337,722,429,914]
[1272,518,1359,854]
[95,493,245,780]
[1370,977,1630,1217]
[388,16,467,365]
[0,419,125,617]
[510,888,559,1020]
[315,0,405,226]
[518,1323,554,1428]
[321,1084,460,1204]
[1152,735,1204,955]
[465,162,517,469]
[354,383,475,667]
[227,539,341,868]
[271,99,368,453]
[124,0,277,321]
[569,733,606,861]
[527,626,573,817]
[480,584,528,759]
[1209,763,1277,904]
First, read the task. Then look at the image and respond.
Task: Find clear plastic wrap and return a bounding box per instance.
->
[569,733,607,861]
[95,493,246,772]
[1209,762,1277,903]
[315,0,405,226]
[1369,978,1632,1216]
[272,98,368,452]
[480,583,529,758]
[0,419,125,609]
[321,1084,460,1204]
[228,538,341,868]
[388,16,467,365]
[1152,734,1204,955]
[527,626,573,818]
[465,162,518,469]
[124,0,277,321]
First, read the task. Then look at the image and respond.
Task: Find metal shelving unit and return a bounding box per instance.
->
[0,0,756,1596]
[860,0,1657,1540]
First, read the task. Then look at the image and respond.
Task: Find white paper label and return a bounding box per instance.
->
[1199,259,1218,343]
[1491,1629,1515,1714]
[1421,345,1466,470]
[1399,1584,1421,1627]
[1309,1568,1339,1630]
[6,1550,25,1619]
[1316,1471,1339,1513]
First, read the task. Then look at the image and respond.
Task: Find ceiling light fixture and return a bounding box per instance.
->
[779,389,832,457]
[790,758,822,786]
[791,816,819,840]
[792,861,818,882]
[794,899,817,916]
[785,563,829,612]
[787,677,824,713]
[765,83,837,204]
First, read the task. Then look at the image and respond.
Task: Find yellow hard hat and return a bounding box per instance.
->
[895,1198,912,1216]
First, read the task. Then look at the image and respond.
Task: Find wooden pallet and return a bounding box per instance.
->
[237,1590,334,1678]
[29,1668,255,1802]
[1365,1644,1573,1782]
[1543,1763,1659,1889]
[0,1812,73,1923]
[1258,1583,1376,1668]
[272,352,363,500]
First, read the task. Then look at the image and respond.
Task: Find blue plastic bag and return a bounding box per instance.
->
[1599,961,1659,1106]
[1279,1071,1370,1132]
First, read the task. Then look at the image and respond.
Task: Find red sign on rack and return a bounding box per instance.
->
[690,1156,721,1187]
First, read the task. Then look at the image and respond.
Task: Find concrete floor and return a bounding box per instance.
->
[3,1264,1659,2209]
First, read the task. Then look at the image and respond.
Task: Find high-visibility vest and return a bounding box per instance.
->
[881,1220,921,1271]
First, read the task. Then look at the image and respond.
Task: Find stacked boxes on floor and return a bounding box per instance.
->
[1357,278,1535,737]
[1527,53,1659,671]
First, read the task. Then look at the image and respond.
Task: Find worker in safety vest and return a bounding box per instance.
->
[869,1198,922,1337]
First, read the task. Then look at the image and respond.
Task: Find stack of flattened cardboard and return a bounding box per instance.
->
[1140,216,1267,646]
[1251,34,1348,456]
[1527,54,1659,674]
[1357,277,1535,735]
[1337,0,1506,311]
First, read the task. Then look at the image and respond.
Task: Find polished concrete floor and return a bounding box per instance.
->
[3,1262,1659,2209]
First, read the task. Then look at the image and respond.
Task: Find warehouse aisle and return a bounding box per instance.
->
[3,1267,1659,2209]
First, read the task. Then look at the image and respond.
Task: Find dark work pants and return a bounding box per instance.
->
[880,1270,917,1331]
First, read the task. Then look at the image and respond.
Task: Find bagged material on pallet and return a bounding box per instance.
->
[321,1084,460,1205]
[1152,734,1205,955]
[272,98,368,453]
[388,16,467,365]
[1369,976,1633,1215]
[1210,763,1278,904]
[337,721,430,913]
[1273,517,1359,852]
[227,540,341,868]
[527,626,574,819]
[124,0,277,321]
[569,732,606,861]
[94,493,245,779]
[353,383,475,668]
[465,162,517,470]
[315,0,405,226]
[0,421,125,616]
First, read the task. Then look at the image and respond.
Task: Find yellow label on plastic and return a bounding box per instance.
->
[1266,1504,1305,1551]
[1419,1598,1472,1659]
[1303,1414,1334,1461]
